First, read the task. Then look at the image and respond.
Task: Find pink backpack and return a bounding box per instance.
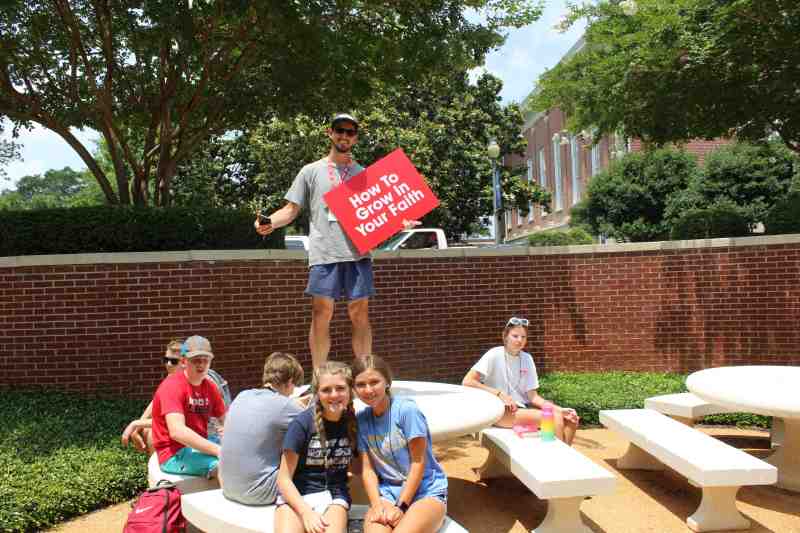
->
[123,480,186,533]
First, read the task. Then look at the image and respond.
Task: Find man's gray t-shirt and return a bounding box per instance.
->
[220,388,303,505]
[284,157,368,266]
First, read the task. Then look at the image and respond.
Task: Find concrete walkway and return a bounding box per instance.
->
[49,427,800,533]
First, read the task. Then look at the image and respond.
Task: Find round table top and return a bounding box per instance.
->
[354,380,505,443]
[686,365,800,419]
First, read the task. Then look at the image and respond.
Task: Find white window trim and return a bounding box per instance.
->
[527,158,534,222]
[570,136,581,205]
[552,138,563,212]
[538,147,547,216]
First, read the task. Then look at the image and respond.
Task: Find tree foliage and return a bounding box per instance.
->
[1,0,542,206]
[0,166,104,210]
[532,0,800,153]
[189,73,550,239]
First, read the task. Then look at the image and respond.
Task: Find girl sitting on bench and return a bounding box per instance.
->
[462,317,580,445]
[353,355,448,533]
[276,361,358,533]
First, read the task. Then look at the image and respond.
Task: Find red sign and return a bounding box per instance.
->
[324,148,440,254]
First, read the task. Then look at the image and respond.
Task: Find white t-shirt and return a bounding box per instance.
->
[470,346,539,406]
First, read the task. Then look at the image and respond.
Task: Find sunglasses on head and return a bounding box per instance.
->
[163,357,180,365]
[506,317,529,327]
[333,126,357,137]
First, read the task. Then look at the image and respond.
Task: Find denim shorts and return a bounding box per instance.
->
[380,486,448,507]
[305,258,374,301]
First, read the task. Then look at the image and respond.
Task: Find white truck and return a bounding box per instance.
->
[378,228,450,251]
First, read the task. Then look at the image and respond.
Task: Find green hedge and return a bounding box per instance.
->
[0,206,283,256]
[0,375,771,532]
[527,227,594,247]
[0,391,148,532]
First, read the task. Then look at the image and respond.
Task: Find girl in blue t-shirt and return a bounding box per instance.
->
[275,361,358,533]
[352,355,448,533]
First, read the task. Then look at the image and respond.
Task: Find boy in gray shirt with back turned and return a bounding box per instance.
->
[220,352,305,505]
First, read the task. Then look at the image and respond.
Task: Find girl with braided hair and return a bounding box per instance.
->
[276,361,358,533]
[353,355,448,533]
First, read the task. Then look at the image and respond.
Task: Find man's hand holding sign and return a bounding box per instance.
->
[323,148,439,254]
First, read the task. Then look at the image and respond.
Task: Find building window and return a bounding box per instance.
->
[591,142,601,176]
[527,158,534,222]
[538,147,547,216]
[551,137,563,211]
[570,135,581,205]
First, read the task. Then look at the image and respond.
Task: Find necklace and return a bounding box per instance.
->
[503,349,525,397]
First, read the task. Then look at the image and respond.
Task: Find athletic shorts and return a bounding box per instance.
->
[160,446,218,478]
[305,258,374,301]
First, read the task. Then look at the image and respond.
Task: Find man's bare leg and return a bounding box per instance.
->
[310,296,335,369]
[348,297,371,360]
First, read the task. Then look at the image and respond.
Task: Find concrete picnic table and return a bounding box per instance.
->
[686,365,800,491]
[363,380,506,442]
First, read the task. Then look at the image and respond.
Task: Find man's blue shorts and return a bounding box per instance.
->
[305,258,374,301]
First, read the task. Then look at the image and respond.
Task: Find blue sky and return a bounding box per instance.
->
[0,1,585,192]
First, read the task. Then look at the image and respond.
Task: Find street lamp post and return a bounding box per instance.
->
[487,139,504,244]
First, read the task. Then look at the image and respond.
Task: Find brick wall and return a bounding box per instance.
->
[2,237,799,399]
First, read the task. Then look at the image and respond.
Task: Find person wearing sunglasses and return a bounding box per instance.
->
[462,317,579,445]
[150,335,227,479]
[121,339,183,453]
[255,113,418,370]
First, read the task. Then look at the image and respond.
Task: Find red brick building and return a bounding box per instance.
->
[504,37,730,242]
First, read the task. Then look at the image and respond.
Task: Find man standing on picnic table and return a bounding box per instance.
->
[256,113,418,369]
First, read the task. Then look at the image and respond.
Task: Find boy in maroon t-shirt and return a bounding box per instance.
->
[151,335,226,478]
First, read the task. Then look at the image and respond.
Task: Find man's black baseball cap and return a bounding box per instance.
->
[331,113,359,130]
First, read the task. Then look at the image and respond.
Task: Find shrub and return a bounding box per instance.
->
[577,149,700,242]
[0,205,283,256]
[764,192,800,235]
[698,141,797,224]
[0,391,148,532]
[527,227,594,247]
[670,201,752,240]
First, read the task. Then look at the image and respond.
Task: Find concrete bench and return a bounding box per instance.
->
[600,409,776,532]
[644,392,735,426]
[181,489,468,533]
[147,453,219,495]
[478,428,616,533]
[645,392,783,447]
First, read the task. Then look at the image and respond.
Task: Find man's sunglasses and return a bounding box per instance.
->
[506,317,530,327]
[333,127,357,137]
[163,357,181,365]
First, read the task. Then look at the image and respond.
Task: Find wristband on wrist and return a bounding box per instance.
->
[398,501,410,513]
[496,390,501,397]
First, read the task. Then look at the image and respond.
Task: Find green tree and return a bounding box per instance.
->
[0,166,104,210]
[532,0,800,153]
[236,73,549,239]
[1,0,542,207]
[570,148,699,242]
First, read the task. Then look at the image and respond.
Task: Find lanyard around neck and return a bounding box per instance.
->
[327,158,353,187]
